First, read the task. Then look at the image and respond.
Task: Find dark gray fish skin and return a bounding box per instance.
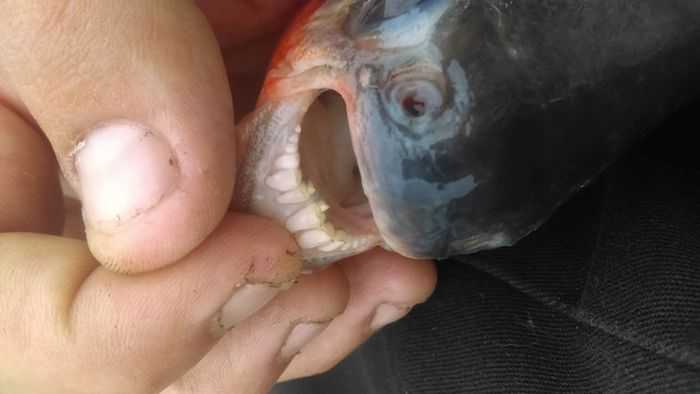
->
[347,0,700,259]
[238,0,700,264]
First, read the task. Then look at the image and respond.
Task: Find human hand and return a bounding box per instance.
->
[0,1,437,393]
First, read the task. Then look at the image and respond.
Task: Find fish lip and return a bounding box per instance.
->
[236,85,384,268]
[234,90,318,210]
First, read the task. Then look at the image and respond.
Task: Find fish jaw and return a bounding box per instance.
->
[236,0,700,267]
[235,85,383,268]
[234,1,385,267]
[235,0,466,265]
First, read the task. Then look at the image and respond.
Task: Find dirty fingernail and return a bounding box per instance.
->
[370,304,411,331]
[280,322,328,360]
[215,284,281,333]
[74,122,178,232]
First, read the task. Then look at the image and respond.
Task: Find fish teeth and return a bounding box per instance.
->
[265,169,301,192]
[297,229,332,249]
[262,125,379,256]
[319,241,344,252]
[306,183,316,195]
[277,188,306,204]
[321,222,336,238]
[318,201,330,212]
[286,204,325,232]
[335,230,348,238]
[275,153,300,169]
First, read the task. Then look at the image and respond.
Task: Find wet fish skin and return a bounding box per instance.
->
[346,0,700,259]
[241,0,700,262]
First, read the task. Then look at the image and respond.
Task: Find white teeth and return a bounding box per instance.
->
[277,188,307,204]
[297,229,332,249]
[265,169,301,192]
[263,126,379,256]
[277,182,314,204]
[275,153,300,169]
[321,222,336,237]
[341,238,365,251]
[287,204,325,232]
[319,241,344,252]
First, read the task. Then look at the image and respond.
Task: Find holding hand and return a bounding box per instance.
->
[0,1,436,393]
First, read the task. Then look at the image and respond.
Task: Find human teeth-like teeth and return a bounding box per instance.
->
[336,234,355,250]
[287,204,325,232]
[263,127,378,257]
[277,184,311,204]
[297,228,333,249]
[322,222,336,237]
[319,241,344,252]
[275,153,300,169]
[265,169,301,192]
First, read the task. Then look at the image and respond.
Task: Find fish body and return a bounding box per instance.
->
[236,0,700,266]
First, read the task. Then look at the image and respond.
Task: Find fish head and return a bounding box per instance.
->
[235,0,491,266]
[236,0,700,267]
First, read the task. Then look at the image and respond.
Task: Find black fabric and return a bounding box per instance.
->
[273,99,700,393]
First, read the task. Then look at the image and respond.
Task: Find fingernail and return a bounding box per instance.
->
[280,322,328,360]
[370,304,411,331]
[215,284,281,333]
[74,122,178,232]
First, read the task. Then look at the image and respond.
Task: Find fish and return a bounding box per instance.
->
[235,0,700,267]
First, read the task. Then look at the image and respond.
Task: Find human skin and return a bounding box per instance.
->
[0,1,436,393]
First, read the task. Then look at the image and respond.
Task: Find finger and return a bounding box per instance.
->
[279,249,437,381]
[0,0,236,273]
[0,214,302,394]
[0,104,63,234]
[164,266,349,394]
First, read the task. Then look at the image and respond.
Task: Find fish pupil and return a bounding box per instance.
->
[402,95,426,117]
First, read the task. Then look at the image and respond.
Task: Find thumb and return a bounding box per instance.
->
[0,0,235,272]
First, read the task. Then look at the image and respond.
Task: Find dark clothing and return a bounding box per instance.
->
[273,99,700,393]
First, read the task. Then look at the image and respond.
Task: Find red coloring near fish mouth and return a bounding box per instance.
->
[268,0,325,77]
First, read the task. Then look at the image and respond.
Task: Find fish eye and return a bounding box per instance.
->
[385,77,446,126]
[402,95,427,118]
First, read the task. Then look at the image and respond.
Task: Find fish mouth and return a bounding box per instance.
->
[236,88,382,267]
